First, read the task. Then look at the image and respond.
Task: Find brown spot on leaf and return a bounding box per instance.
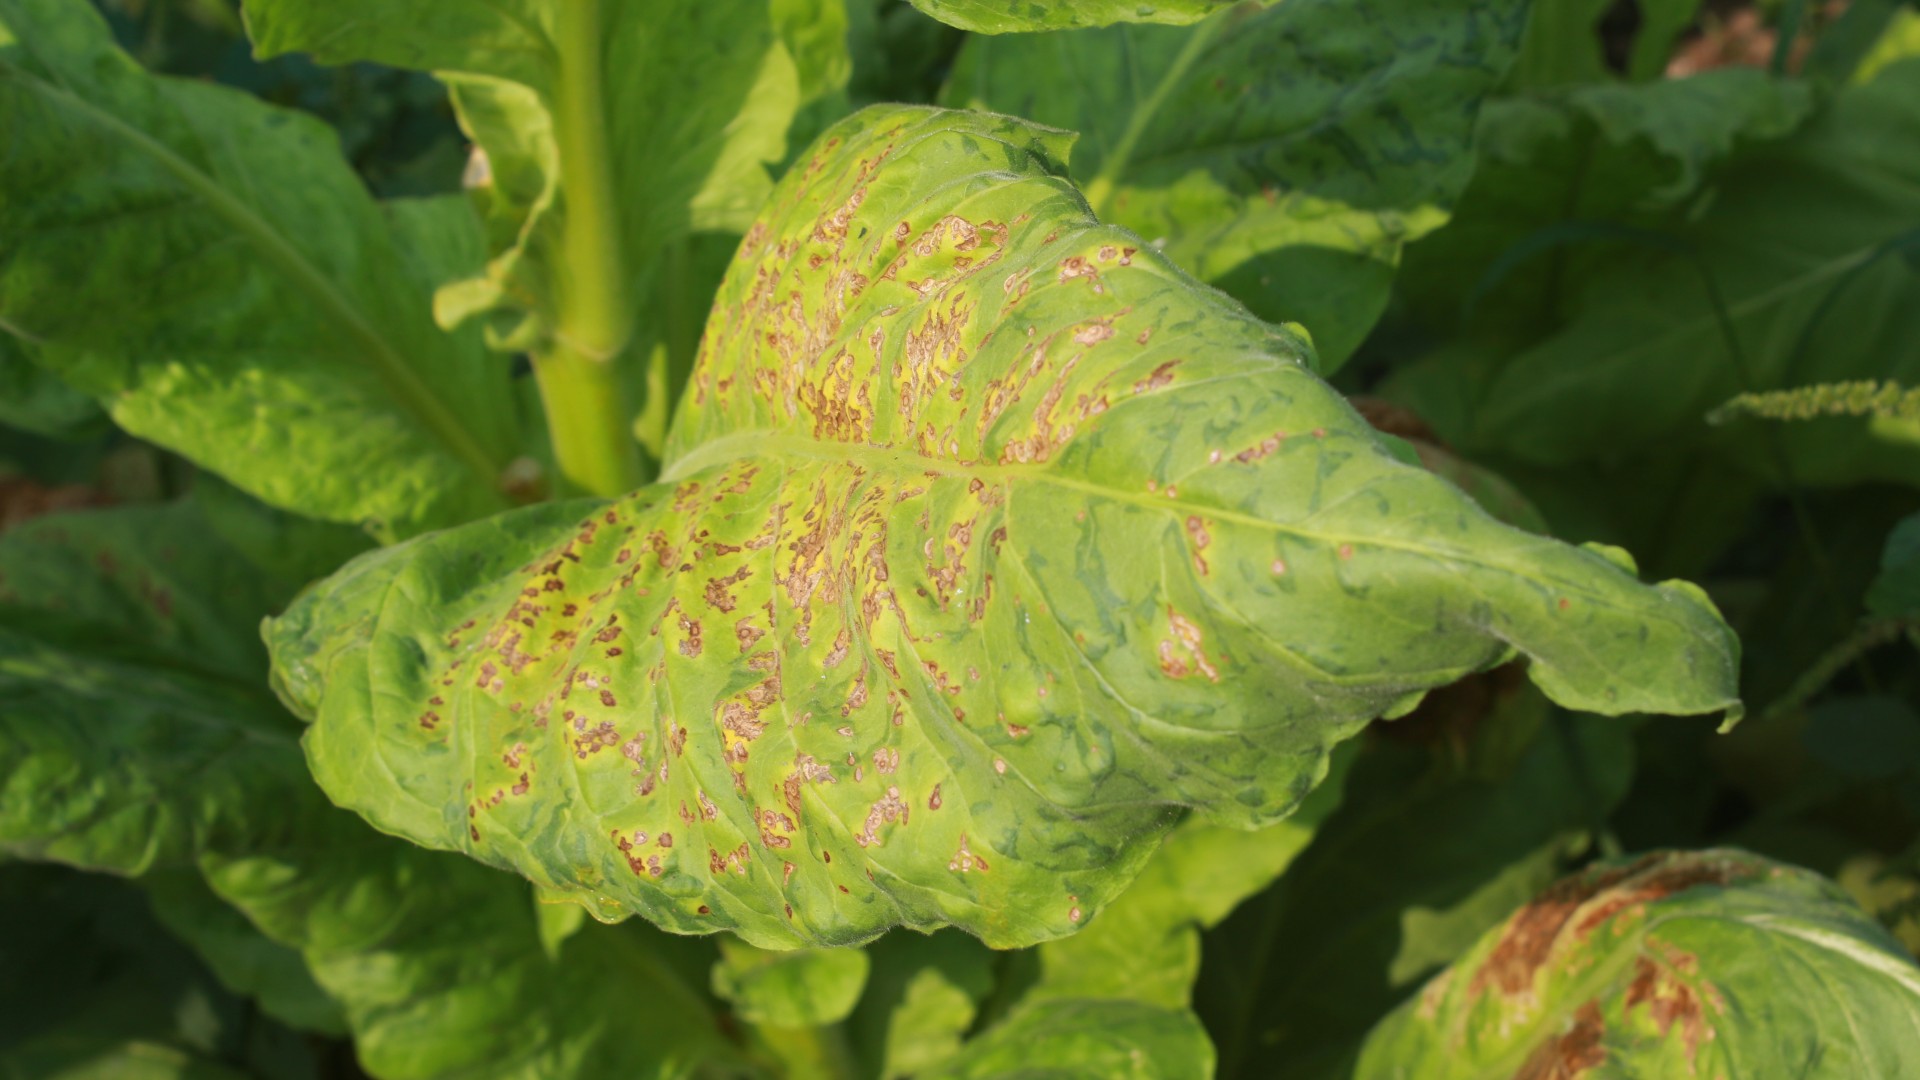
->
[1513,1002,1607,1080]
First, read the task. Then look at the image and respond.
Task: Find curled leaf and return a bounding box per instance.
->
[269,105,1740,949]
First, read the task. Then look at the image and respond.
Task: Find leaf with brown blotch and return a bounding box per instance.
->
[268,105,1740,949]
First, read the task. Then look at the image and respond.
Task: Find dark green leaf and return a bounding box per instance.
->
[942,0,1528,368]
[1867,512,1920,619]
[0,0,520,539]
[910,0,1239,33]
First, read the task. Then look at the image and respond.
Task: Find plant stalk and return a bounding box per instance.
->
[537,0,644,496]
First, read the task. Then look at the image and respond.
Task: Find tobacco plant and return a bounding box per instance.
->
[3,0,1920,1077]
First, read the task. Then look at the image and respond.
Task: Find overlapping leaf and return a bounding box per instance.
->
[242,0,850,473]
[942,0,1527,368]
[910,0,1239,33]
[1355,849,1920,1078]
[0,0,520,539]
[269,104,1739,950]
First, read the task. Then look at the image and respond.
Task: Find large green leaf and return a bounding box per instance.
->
[909,0,1239,33]
[941,0,1527,368]
[1354,849,1920,1078]
[0,0,520,540]
[241,0,848,485]
[1388,62,1920,490]
[268,104,1740,950]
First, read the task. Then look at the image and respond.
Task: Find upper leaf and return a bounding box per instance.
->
[909,0,1240,33]
[942,0,1528,368]
[268,104,1740,950]
[243,0,847,462]
[0,0,520,539]
[1355,849,1920,1078]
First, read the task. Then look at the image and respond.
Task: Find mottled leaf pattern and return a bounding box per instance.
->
[268,104,1739,950]
[1356,849,1920,1079]
[943,0,1528,367]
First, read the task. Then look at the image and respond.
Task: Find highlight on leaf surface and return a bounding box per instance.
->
[1356,849,1920,1079]
[267,104,1742,950]
[910,0,1241,33]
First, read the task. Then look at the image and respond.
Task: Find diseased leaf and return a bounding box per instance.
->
[0,0,520,540]
[942,0,1527,368]
[1027,743,1354,1011]
[924,998,1213,1080]
[909,0,1239,33]
[1355,849,1920,1079]
[712,936,871,1027]
[1198,706,1631,1080]
[267,104,1739,950]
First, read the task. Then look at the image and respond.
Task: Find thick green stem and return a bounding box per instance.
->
[536,0,644,496]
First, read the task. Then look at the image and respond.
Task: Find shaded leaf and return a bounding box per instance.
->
[145,871,347,1037]
[942,0,1527,368]
[1400,67,1816,331]
[1389,62,1920,490]
[925,998,1213,1080]
[0,333,105,441]
[0,0,519,540]
[847,931,996,1080]
[1355,849,1920,1079]
[267,104,1739,950]
[1867,511,1920,619]
[711,936,871,1027]
[1198,709,1632,1080]
[909,0,1238,33]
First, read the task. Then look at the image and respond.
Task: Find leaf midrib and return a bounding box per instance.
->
[12,70,506,488]
[663,429,1728,638]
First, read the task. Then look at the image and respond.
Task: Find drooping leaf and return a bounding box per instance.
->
[0,0,520,540]
[942,0,1527,368]
[1354,849,1920,1079]
[1389,62,1920,490]
[242,0,850,487]
[1198,707,1633,1080]
[267,103,1739,950]
[1026,742,1354,1011]
[909,0,1239,33]
[924,998,1214,1080]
